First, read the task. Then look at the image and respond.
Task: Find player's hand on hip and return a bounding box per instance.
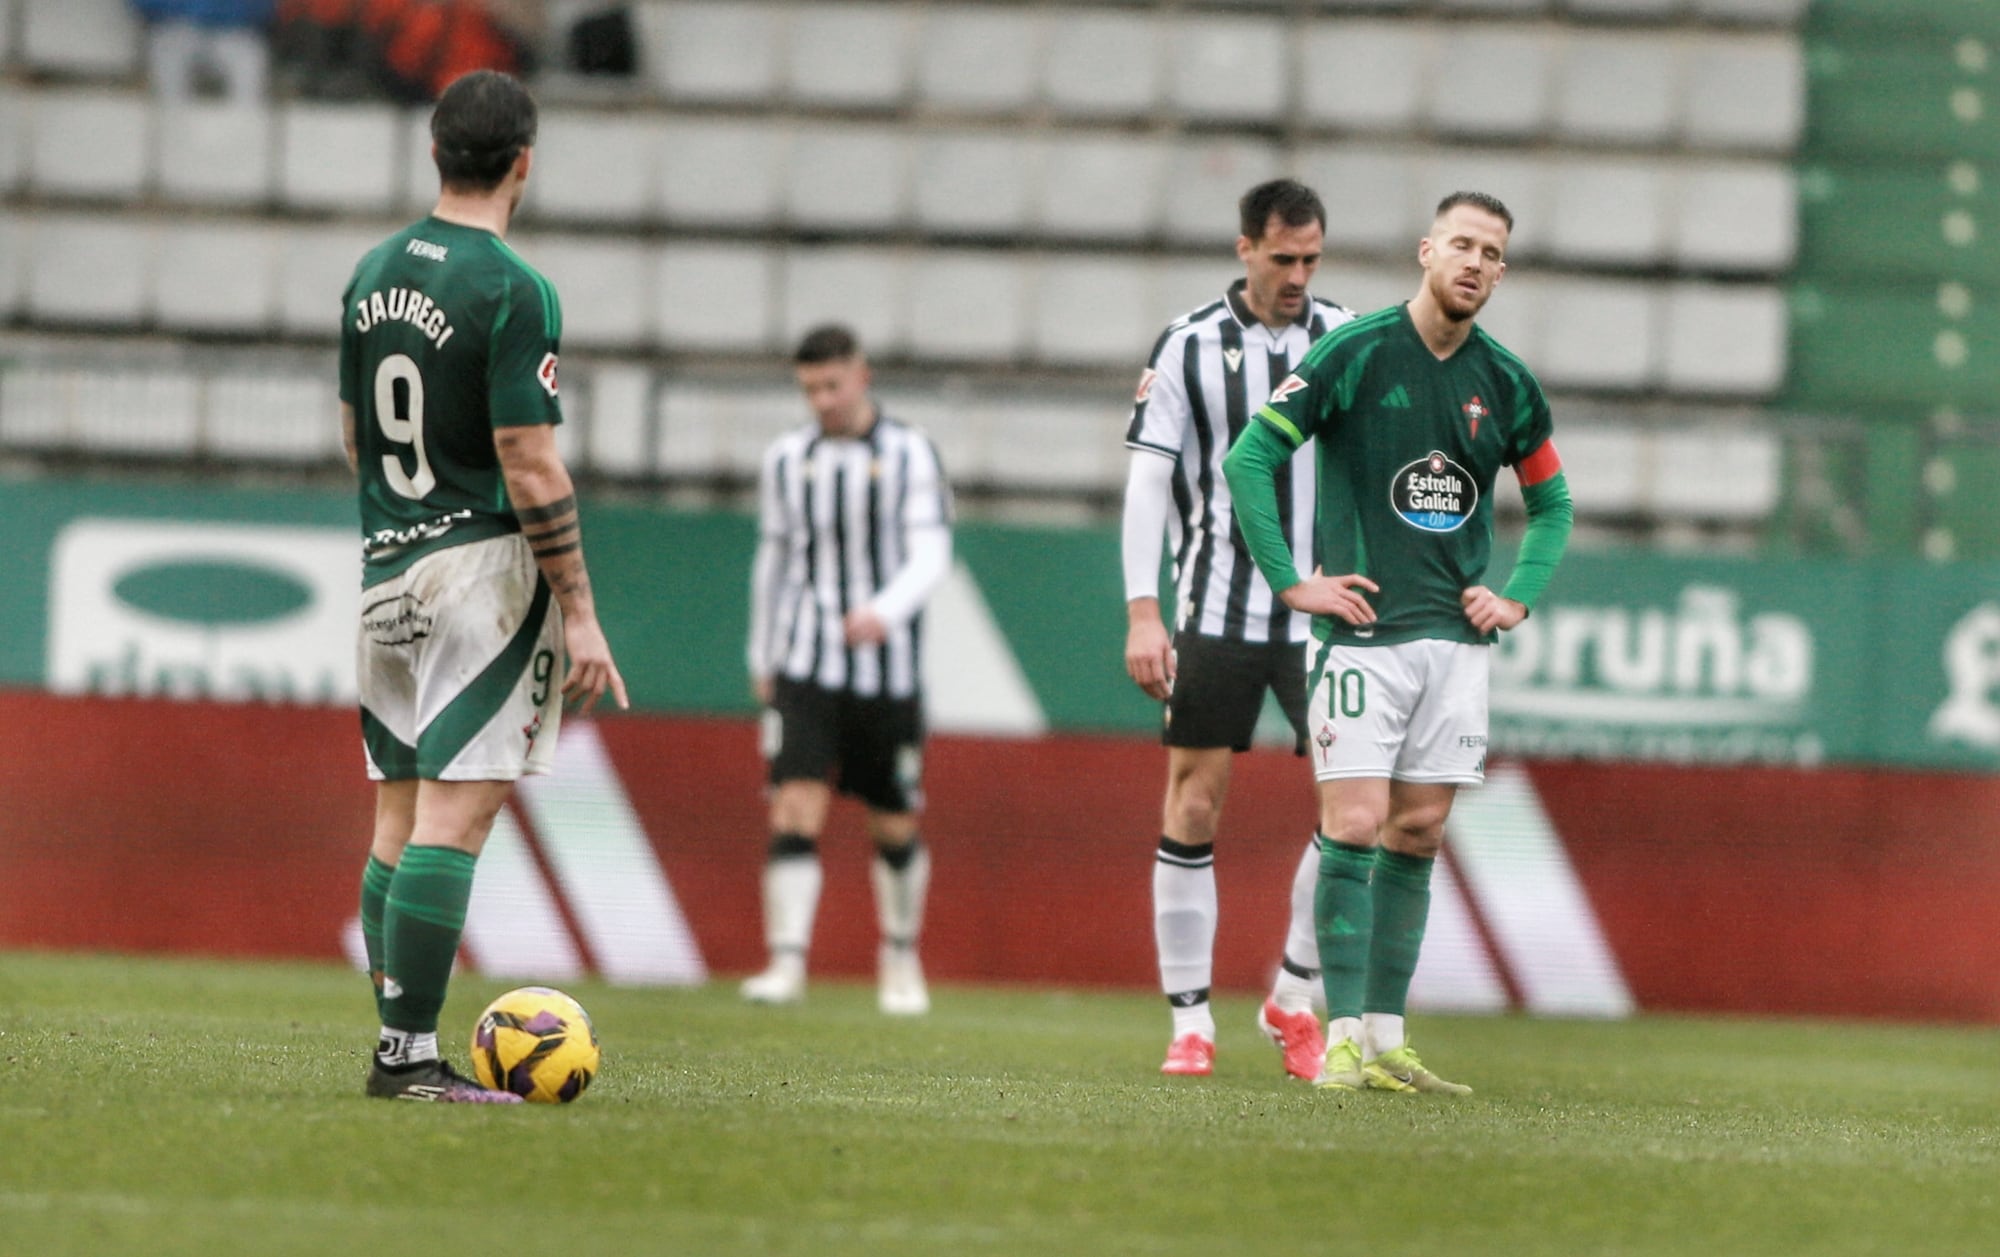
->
[1461,585,1526,634]
[1124,611,1175,701]
[1280,569,1379,626]
[843,607,888,646]
[750,675,774,707]
[561,618,629,714]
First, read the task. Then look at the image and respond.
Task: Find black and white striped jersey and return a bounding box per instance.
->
[749,411,953,700]
[1126,280,1355,645]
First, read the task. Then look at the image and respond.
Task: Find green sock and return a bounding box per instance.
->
[1364,848,1434,1018]
[1315,834,1376,1022]
[382,844,478,1035]
[359,855,396,1022]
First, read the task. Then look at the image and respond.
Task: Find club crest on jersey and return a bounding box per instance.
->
[538,352,559,397]
[1314,724,1336,764]
[1463,395,1489,439]
[1270,373,1308,404]
[1391,450,1478,533]
[1134,367,1158,403]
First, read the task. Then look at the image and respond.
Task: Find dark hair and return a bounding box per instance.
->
[793,324,862,365]
[1434,190,1515,232]
[431,70,538,192]
[1239,178,1326,240]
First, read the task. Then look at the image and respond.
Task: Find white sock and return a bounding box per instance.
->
[1329,1016,1363,1049]
[1153,838,1217,1006]
[871,840,930,950]
[1271,838,1323,1013]
[1170,999,1216,1041]
[763,850,823,960]
[1363,1012,1406,1061]
[375,1028,438,1067]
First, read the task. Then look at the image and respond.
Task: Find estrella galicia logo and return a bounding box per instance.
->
[1391,450,1478,533]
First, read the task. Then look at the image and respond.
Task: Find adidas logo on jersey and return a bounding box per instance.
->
[1381,385,1412,409]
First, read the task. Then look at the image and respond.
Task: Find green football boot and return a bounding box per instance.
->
[1313,1037,1366,1091]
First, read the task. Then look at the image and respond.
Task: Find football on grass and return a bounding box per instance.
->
[471,986,599,1103]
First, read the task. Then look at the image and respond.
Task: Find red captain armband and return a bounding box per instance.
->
[1516,438,1563,487]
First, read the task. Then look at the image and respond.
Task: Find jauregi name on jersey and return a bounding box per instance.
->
[339,217,563,588]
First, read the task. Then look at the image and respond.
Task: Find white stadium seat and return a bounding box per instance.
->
[1472,270,1548,368]
[1562,1,1681,19]
[912,132,1034,236]
[658,119,789,228]
[0,213,19,318]
[1429,25,1554,140]
[525,111,659,226]
[398,107,435,213]
[0,0,13,64]
[1660,283,1787,397]
[1554,32,1682,146]
[1042,10,1165,118]
[1652,426,1782,520]
[514,235,654,351]
[915,5,1043,113]
[783,123,910,232]
[979,398,1119,493]
[25,213,150,326]
[20,0,140,78]
[0,88,25,194]
[1684,37,1805,152]
[1028,255,1154,367]
[654,242,780,354]
[1547,158,1672,266]
[76,371,201,454]
[1168,14,1287,124]
[1035,134,1167,240]
[1325,264,1415,323]
[578,364,655,477]
[1439,0,1550,12]
[1150,260,1234,328]
[157,102,275,206]
[782,246,910,356]
[786,3,914,108]
[1299,143,1423,254]
[1673,162,1797,272]
[275,226,382,337]
[1299,21,1429,132]
[27,88,152,200]
[1160,137,1282,246]
[205,374,343,462]
[1549,425,1646,518]
[638,1,785,104]
[656,381,800,478]
[279,103,401,213]
[1536,278,1660,391]
[907,251,1029,362]
[153,222,277,334]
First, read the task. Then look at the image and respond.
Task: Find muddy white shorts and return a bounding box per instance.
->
[1306,638,1489,785]
[358,534,564,781]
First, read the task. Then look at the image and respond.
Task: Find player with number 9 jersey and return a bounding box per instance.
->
[340,218,563,586]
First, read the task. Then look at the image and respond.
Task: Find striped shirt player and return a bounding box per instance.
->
[1224,191,1574,1097]
[743,324,952,1016]
[1120,179,1354,1082]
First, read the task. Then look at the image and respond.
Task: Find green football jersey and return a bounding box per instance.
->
[1235,303,1559,647]
[338,216,563,587]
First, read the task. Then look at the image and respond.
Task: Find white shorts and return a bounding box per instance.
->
[1306,639,1489,785]
[358,534,564,782]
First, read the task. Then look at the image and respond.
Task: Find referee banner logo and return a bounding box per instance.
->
[49,519,359,704]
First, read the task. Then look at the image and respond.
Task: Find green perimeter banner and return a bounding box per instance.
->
[4,474,1999,772]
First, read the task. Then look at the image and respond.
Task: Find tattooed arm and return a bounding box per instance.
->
[495,424,628,713]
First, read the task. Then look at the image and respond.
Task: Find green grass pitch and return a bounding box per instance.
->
[2,951,1995,1256]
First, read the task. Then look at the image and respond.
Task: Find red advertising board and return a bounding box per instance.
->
[5,691,2000,1023]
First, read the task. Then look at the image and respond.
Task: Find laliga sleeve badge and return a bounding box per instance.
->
[538,352,559,397]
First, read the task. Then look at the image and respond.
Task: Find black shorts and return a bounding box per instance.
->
[1163,631,1310,755]
[764,677,926,813]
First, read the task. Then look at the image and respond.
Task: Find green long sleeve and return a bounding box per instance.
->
[1222,417,1304,597]
[1499,471,1573,611]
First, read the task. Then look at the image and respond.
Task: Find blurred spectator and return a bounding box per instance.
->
[274,0,542,103]
[556,2,634,77]
[130,1,278,104]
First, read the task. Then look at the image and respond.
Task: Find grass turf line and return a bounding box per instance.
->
[1,951,1996,1257]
